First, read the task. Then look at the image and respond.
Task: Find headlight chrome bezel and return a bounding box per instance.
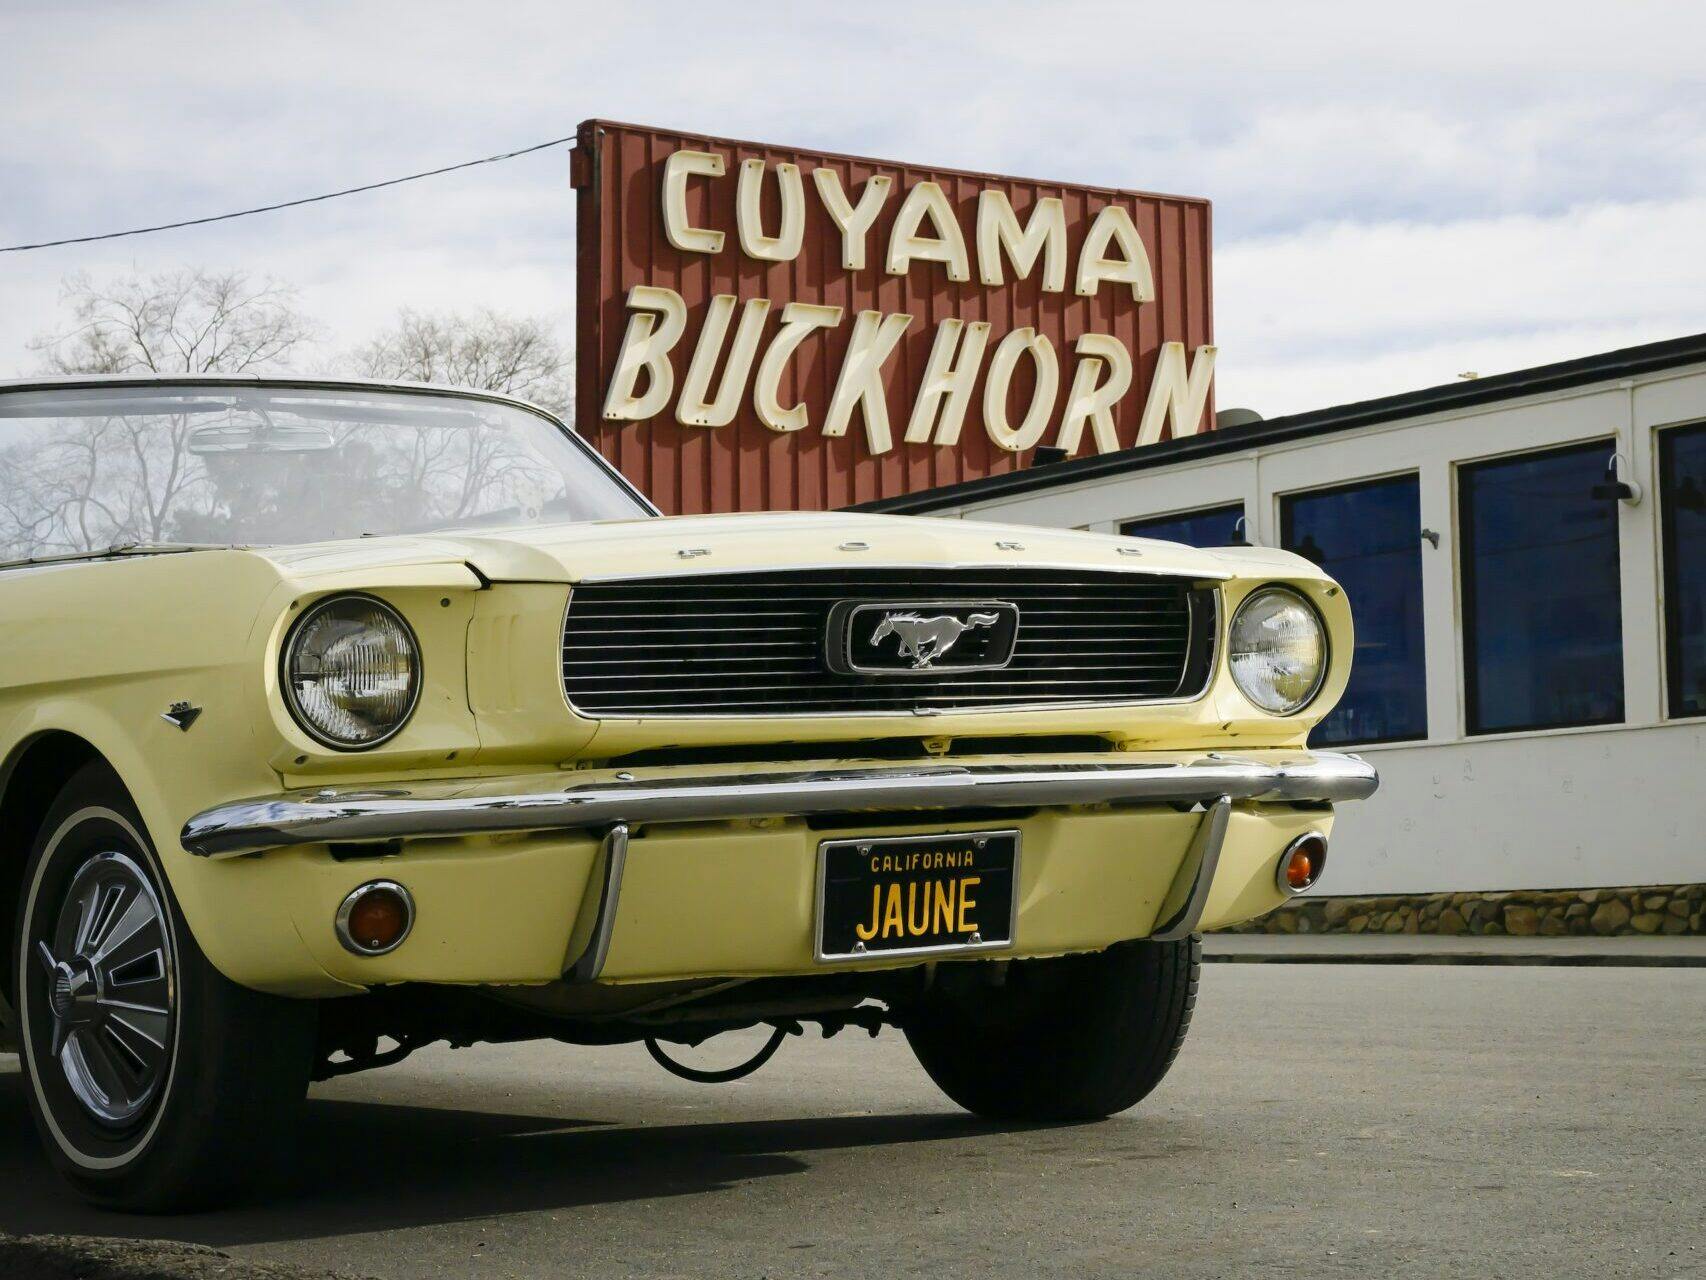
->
[280,593,422,751]
[1227,585,1330,717]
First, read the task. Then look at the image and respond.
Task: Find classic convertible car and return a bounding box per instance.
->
[0,376,1376,1209]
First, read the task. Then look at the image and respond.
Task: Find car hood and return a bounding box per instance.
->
[253,511,1309,585]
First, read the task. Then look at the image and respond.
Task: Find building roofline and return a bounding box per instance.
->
[849,331,1706,515]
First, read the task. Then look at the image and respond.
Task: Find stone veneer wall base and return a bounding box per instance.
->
[1219,884,1706,937]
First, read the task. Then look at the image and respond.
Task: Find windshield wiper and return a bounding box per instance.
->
[0,542,231,572]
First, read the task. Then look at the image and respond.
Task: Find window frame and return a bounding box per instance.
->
[1120,500,1247,547]
[1659,419,1706,721]
[1456,435,1627,737]
[1277,471,1429,748]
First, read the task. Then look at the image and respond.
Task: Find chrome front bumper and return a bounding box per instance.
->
[181,752,1378,860]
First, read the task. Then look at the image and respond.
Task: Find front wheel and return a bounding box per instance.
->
[12,763,317,1211]
[904,937,1200,1121]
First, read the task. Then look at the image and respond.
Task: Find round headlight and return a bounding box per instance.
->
[1228,587,1327,715]
[282,595,420,749]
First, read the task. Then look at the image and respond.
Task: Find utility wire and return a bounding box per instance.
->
[0,134,578,253]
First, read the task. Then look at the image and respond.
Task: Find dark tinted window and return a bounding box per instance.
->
[1281,475,1426,745]
[1661,422,1706,718]
[1460,440,1624,734]
[1122,502,1245,548]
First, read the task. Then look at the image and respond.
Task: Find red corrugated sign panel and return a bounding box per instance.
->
[574,118,1214,515]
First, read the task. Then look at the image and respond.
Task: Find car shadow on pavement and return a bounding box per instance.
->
[0,1066,1030,1247]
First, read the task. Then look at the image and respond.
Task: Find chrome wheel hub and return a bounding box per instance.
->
[46,956,97,1023]
[34,851,176,1128]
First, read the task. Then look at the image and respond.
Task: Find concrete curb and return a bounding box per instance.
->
[1203,934,1706,967]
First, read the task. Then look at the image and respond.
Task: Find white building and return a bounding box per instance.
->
[859,335,1706,898]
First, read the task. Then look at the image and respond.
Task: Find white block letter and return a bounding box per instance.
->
[976,191,1066,292]
[676,295,772,428]
[1055,332,1134,455]
[905,318,992,446]
[737,159,805,261]
[982,327,1059,452]
[602,286,687,421]
[1135,342,1217,446]
[886,181,970,282]
[752,302,843,432]
[662,150,726,254]
[825,309,915,455]
[812,168,893,270]
[1076,204,1155,301]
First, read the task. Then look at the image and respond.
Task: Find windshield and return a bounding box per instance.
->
[0,383,651,562]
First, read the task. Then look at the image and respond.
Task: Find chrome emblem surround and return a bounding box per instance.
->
[825,601,1022,676]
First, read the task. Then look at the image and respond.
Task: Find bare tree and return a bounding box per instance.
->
[3,268,319,557]
[352,308,573,417]
[30,267,317,374]
[1,276,579,562]
[346,310,575,534]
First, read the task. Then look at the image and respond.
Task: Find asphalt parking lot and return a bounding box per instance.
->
[3,963,1703,1279]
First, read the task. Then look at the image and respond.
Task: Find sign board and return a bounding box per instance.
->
[573,118,1214,514]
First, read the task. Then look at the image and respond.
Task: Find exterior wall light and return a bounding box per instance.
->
[1591,456,1642,505]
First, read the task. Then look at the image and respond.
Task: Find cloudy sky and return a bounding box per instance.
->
[2,0,1702,416]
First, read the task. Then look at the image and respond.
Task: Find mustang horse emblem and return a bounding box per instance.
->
[870,611,1001,669]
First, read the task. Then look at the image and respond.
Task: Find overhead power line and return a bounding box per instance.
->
[0,134,578,253]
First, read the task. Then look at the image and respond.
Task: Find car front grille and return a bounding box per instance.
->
[561,568,1214,718]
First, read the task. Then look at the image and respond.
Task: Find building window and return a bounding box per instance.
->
[1459,440,1624,735]
[1280,475,1427,746]
[1122,502,1245,548]
[1661,422,1706,718]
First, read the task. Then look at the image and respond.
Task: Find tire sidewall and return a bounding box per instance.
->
[14,797,185,1184]
[904,938,1199,1121]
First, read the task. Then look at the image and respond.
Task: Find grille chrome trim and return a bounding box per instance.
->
[561,567,1218,720]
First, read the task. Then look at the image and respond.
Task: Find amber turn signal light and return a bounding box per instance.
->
[335,881,415,956]
[1285,851,1315,889]
[1276,833,1328,895]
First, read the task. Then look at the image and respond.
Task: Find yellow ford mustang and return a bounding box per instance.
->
[0,376,1376,1209]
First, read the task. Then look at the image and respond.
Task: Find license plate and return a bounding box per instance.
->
[816,830,1018,962]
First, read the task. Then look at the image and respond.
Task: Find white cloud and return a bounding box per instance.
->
[0,165,581,377]
[1215,196,1706,413]
[1215,321,1695,419]
[2,0,1704,424]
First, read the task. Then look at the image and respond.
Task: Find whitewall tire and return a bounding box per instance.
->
[12,763,316,1211]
